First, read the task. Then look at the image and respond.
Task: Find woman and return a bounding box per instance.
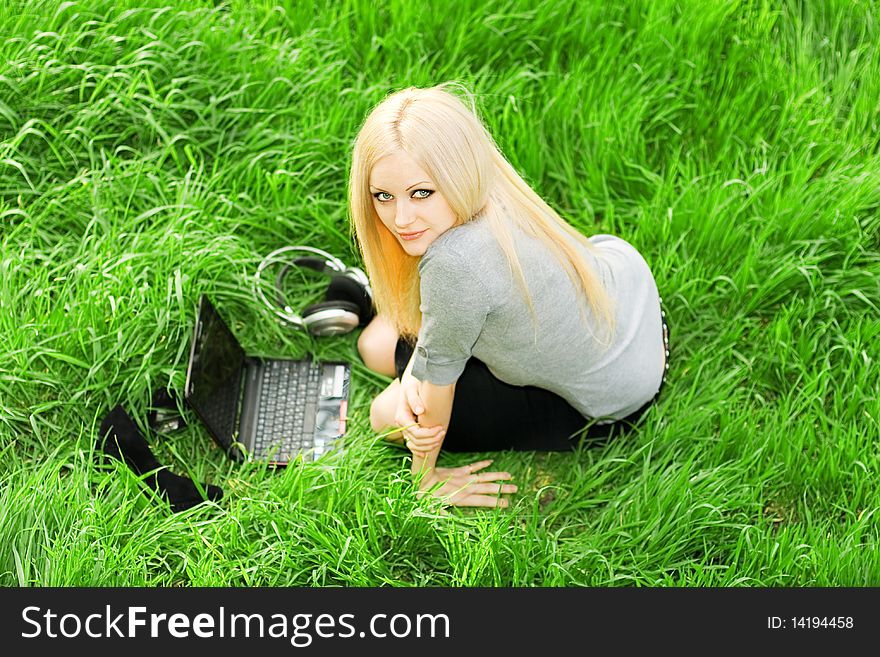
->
[349,83,669,508]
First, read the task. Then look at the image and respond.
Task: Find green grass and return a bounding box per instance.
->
[1,0,878,586]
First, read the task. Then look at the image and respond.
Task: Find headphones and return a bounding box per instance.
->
[254,246,375,336]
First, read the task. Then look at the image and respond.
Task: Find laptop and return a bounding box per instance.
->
[184,295,350,465]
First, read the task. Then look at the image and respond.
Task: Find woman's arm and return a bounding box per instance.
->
[408,376,455,477]
[394,352,452,470]
[399,357,516,508]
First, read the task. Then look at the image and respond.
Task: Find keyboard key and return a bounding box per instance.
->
[253,360,334,460]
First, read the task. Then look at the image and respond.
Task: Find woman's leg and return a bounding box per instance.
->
[369,378,404,442]
[357,315,399,377]
[443,359,590,452]
[393,337,590,452]
[359,316,406,442]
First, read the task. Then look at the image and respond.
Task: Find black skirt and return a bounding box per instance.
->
[394,308,670,452]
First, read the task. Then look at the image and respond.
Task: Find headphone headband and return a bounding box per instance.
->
[259,245,347,276]
[254,245,372,330]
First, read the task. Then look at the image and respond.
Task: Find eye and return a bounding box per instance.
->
[372,192,392,202]
[412,189,433,199]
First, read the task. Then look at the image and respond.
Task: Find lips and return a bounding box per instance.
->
[398,229,427,241]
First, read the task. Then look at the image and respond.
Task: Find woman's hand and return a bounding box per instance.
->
[395,372,446,456]
[417,460,517,508]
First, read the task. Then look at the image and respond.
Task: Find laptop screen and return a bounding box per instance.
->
[185,296,246,449]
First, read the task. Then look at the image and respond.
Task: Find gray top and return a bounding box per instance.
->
[410,216,665,420]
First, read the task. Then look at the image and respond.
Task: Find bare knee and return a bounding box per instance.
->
[358,315,399,377]
[370,380,402,439]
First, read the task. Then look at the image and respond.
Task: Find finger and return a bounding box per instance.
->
[393,411,416,428]
[410,446,441,457]
[467,483,518,495]
[451,460,494,476]
[404,382,425,416]
[405,435,445,456]
[406,432,444,447]
[472,471,513,482]
[437,474,515,494]
[406,429,445,445]
[405,425,445,440]
[453,495,510,508]
[404,434,439,449]
[408,442,444,456]
[394,395,417,427]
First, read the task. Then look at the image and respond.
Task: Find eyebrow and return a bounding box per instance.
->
[369,180,432,192]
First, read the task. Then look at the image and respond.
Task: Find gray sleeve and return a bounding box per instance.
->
[410,246,489,385]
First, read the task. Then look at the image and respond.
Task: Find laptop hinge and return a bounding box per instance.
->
[238,359,263,456]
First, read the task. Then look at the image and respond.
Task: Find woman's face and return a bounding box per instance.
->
[369,150,457,257]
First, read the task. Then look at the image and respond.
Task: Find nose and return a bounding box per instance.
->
[394,199,416,229]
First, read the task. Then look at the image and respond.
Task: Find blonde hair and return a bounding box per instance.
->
[349,82,614,341]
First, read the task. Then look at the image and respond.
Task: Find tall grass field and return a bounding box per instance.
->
[1,0,878,586]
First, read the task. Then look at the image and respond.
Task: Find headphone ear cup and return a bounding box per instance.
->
[300,299,361,335]
[323,275,375,327]
[300,276,371,336]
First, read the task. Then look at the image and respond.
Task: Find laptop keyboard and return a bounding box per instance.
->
[253,360,321,461]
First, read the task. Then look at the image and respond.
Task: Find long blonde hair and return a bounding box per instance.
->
[349,82,613,341]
